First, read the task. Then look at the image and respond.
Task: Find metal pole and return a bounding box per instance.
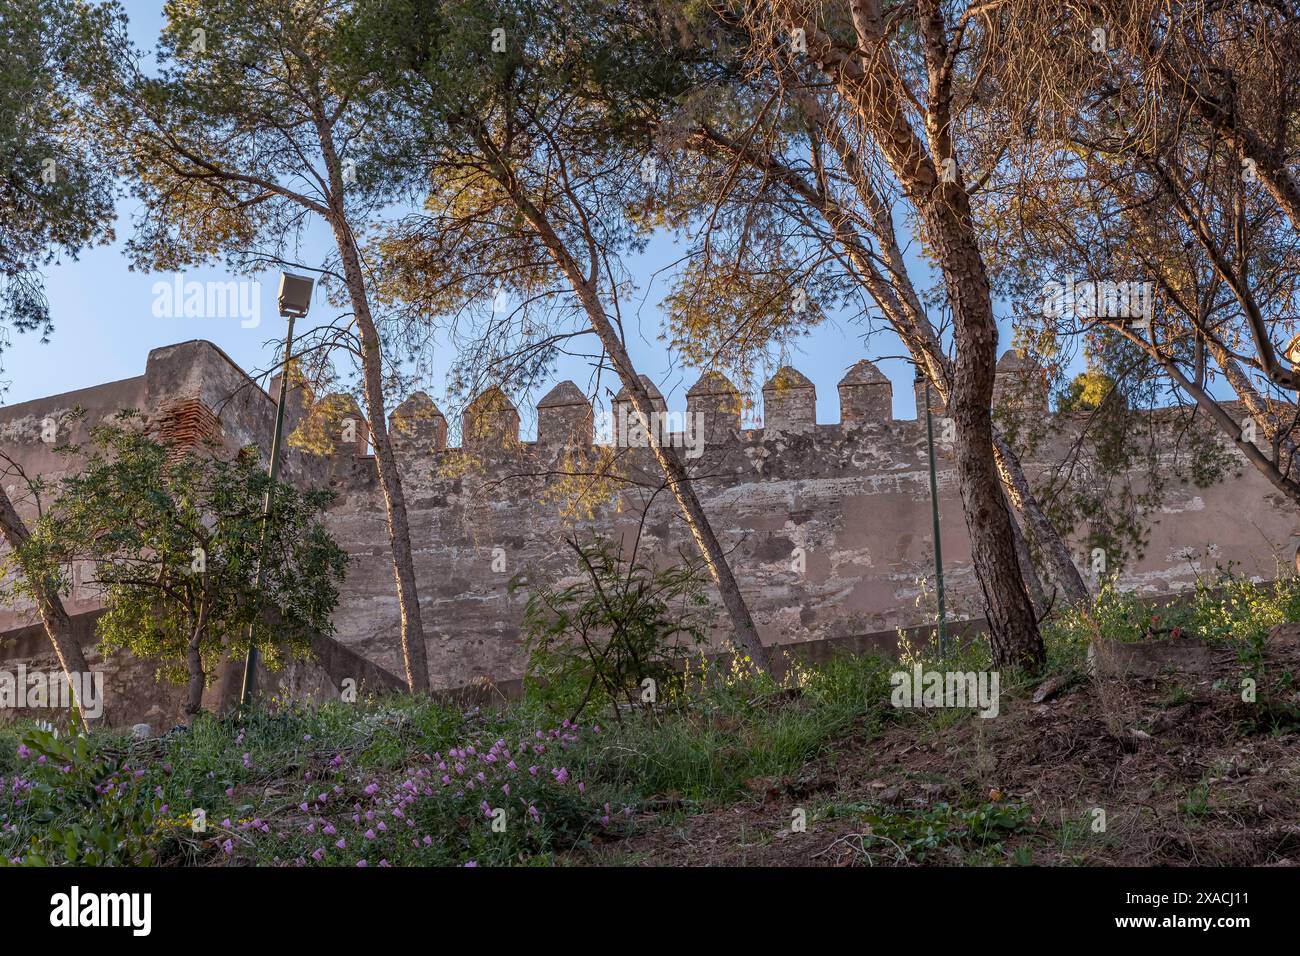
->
[239,313,296,708]
[924,378,948,656]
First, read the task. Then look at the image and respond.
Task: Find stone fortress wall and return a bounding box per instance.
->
[2,339,1297,723]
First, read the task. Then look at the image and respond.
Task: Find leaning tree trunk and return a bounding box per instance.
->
[330,217,432,694]
[917,155,1045,668]
[315,114,430,694]
[492,159,778,677]
[946,294,1046,670]
[691,113,1088,617]
[784,1,1045,668]
[0,486,95,730]
[598,337,779,678]
[1007,498,1047,617]
[992,428,1090,606]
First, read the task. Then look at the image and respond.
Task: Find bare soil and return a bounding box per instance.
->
[577,637,1300,866]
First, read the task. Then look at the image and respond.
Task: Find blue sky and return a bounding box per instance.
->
[1,2,1018,431]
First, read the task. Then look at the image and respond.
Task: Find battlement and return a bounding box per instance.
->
[313,352,1050,460]
[0,340,1053,466]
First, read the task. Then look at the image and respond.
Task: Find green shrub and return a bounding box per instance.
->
[1043,567,1300,653]
[514,534,710,721]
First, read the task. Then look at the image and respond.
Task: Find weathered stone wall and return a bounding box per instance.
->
[3,339,1299,717]
[323,357,1300,687]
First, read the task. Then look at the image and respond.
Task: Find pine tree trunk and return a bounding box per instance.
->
[1008,504,1047,617]
[603,343,779,677]
[781,2,1046,669]
[331,220,432,694]
[313,108,431,694]
[0,486,95,729]
[597,340,779,677]
[948,314,1046,670]
[696,110,1088,611]
[991,429,1090,606]
[489,153,778,676]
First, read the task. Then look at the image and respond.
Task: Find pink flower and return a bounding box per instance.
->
[364,829,376,840]
[311,847,325,861]
[356,859,368,867]
[335,838,346,850]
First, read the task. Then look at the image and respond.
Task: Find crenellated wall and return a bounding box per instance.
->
[3,340,1299,716]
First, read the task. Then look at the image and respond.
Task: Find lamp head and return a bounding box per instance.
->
[277,272,314,318]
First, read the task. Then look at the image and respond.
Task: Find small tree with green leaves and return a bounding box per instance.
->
[19,413,348,716]
[514,534,712,723]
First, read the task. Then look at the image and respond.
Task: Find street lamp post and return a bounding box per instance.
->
[238,272,314,709]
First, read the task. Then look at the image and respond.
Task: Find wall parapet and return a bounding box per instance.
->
[273,350,1070,474]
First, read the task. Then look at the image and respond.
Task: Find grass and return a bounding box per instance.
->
[2,570,1296,867]
[0,651,899,867]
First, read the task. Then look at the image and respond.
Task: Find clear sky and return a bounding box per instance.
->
[1,1,1023,432]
